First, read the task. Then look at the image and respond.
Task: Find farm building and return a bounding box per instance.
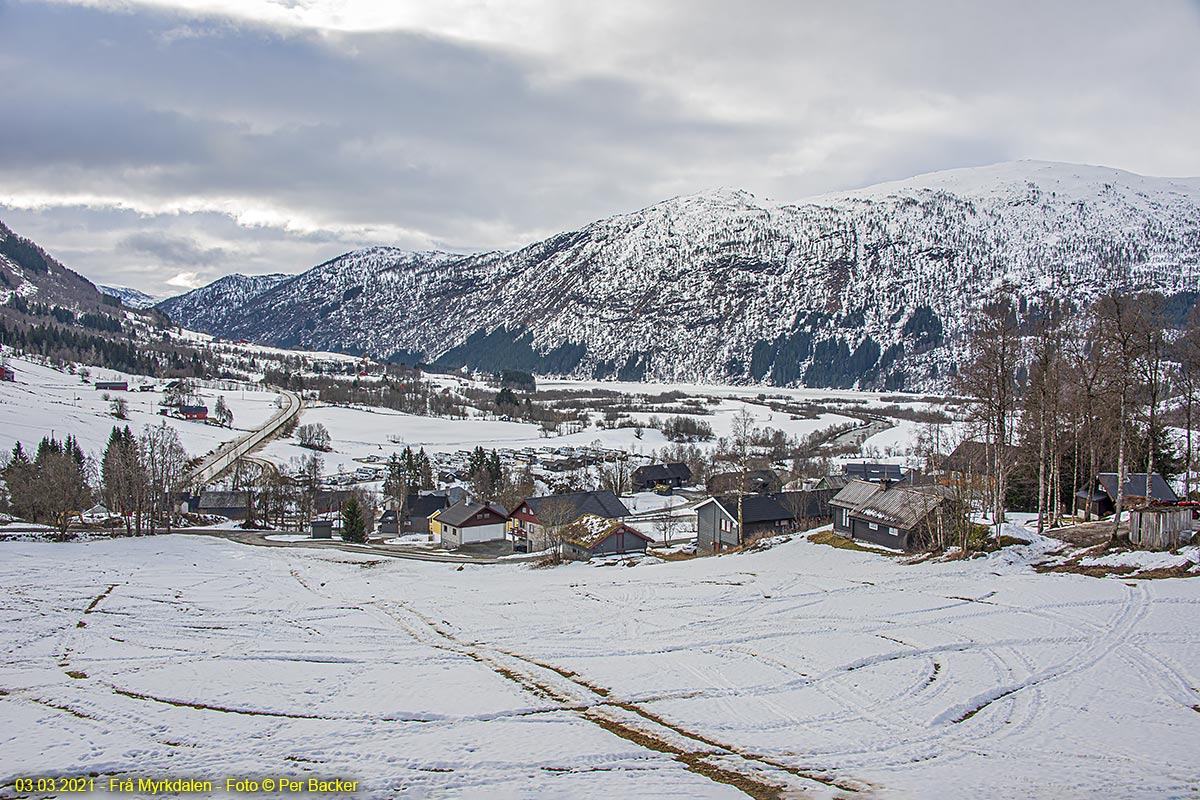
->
[178,405,208,421]
[508,490,631,552]
[632,462,693,492]
[0,365,15,382]
[696,490,832,554]
[830,480,953,551]
[434,500,508,548]
[94,380,128,391]
[1074,473,1177,517]
[559,515,653,561]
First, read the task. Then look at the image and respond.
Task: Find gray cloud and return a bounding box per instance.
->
[120,231,227,266]
[0,0,1198,297]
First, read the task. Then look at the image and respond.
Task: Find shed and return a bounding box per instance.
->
[311,520,333,539]
[95,380,128,391]
[559,515,653,561]
[1128,507,1193,551]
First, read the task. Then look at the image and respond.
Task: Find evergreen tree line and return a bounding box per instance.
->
[1,423,188,535]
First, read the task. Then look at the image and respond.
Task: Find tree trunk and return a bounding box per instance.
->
[1112,391,1127,542]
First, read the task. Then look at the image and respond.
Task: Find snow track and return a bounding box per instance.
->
[1,535,1198,798]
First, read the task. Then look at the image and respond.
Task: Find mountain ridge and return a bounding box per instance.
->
[156,160,1200,389]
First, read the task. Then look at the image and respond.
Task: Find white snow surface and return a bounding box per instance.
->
[0,356,281,459]
[1,534,1197,798]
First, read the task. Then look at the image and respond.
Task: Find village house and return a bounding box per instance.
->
[695,490,832,554]
[1074,473,1178,518]
[830,479,953,551]
[813,474,851,492]
[94,380,128,391]
[508,490,631,552]
[433,500,508,548]
[197,490,250,520]
[379,494,451,537]
[842,462,907,483]
[558,514,653,561]
[0,364,15,382]
[632,462,693,492]
[706,469,782,495]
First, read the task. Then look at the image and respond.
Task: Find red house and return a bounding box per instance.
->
[0,365,15,382]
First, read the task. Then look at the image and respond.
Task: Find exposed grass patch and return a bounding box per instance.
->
[65,670,88,680]
[807,530,899,555]
[650,549,699,562]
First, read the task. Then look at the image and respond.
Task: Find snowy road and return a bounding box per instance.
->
[0,535,1197,798]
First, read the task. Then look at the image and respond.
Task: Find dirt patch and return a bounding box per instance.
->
[1035,539,1199,580]
[84,584,118,614]
[65,670,88,680]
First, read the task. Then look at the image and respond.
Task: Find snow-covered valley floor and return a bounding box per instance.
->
[1,535,1197,799]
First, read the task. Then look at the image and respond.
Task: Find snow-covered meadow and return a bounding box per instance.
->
[1,533,1196,798]
[0,356,281,460]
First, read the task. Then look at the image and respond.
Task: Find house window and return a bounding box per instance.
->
[867,521,878,530]
[888,526,896,536]
[840,509,849,527]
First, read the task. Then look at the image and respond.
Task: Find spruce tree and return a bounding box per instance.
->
[341,495,367,543]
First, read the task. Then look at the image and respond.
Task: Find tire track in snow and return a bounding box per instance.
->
[279,558,871,799]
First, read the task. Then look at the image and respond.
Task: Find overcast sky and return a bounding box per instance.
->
[2,0,1199,297]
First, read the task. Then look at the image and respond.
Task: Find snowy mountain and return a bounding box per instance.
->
[99,285,158,309]
[157,161,1200,389]
[156,273,291,333]
[0,219,122,315]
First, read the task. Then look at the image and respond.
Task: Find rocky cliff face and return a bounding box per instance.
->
[157,161,1200,389]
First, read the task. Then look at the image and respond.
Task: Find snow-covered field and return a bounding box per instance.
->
[2,534,1197,798]
[0,356,280,460]
[258,396,860,478]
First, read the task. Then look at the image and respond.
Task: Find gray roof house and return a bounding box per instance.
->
[843,462,906,483]
[830,480,952,551]
[695,490,832,554]
[198,490,250,519]
[632,462,693,491]
[1074,473,1178,517]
